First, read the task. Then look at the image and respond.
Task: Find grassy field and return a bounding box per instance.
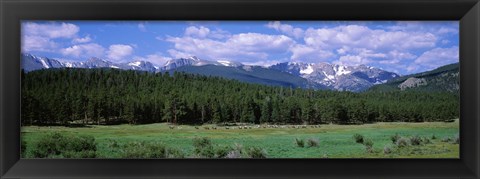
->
[21,120,459,158]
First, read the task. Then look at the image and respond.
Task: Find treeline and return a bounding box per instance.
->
[21,68,459,126]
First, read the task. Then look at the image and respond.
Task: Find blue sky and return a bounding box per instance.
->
[21,21,459,75]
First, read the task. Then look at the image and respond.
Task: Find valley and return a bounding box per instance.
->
[20,54,460,159]
[22,120,459,158]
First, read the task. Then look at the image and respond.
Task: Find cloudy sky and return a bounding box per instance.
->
[21,21,459,75]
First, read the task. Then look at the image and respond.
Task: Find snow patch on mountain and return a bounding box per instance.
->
[128,61,141,67]
[22,53,400,92]
[39,59,50,69]
[300,65,314,75]
[270,62,399,92]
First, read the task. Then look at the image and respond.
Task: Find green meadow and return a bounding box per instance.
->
[21,120,459,158]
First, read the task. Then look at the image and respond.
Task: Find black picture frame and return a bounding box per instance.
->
[1,0,479,178]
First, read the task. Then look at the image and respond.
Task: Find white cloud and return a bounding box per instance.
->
[183,26,230,39]
[303,25,436,51]
[228,33,294,52]
[185,26,210,38]
[406,65,419,72]
[22,22,81,52]
[23,22,79,39]
[167,49,194,59]
[333,48,387,66]
[107,44,134,61]
[266,21,304,39]
[61,43,105,58]
[138,22,147,32]
[387,21,458,34]
[243,59,286,67]
[160,22,456,74]
[166,28,294,62]
[336,47,349,55]
[405,46,458,73]
[378,50,417,65]
[209,29,231,39]
[437,27,458,34]
[290,44,334,62]
[334,55,372,66]
[415,46,459,66]
[72,35,92,44]
[354,48,387,58]
[22,35,57,52]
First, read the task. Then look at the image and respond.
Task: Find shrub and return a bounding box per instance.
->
[306,138,319,147]
[363,139,374,153]
[226,150,243,158]
[383,146,392,154]
[62,150,96,158]
[396,137,409,148]
[353,134,364,144]
[409,135,422,146]
[232,143,244,153]
[193,137,212,149]
[363,139,374,148]
[107,139,119,148]
[422,137,432,144]
[21,139,27,158]
[390,133,400,144]
[452,134,460,144]
[431,134,437,140]
[31,132,97,158]
[215,146,233,158]
[441,137,452,143]
[193,137,215,158]
[121,141,167,158]
[166,148,185,158]
[120,141,184,158]
[246,147,267,158]
[295,138,305,148]
[322,154,329,158]
[66,135,97,152]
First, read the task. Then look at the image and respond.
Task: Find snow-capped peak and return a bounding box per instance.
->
[269,61,399,92]
[128,61,142,67]
[188,56,201,61]
[217,60,232,66]
[334,65,351,76]
[299,64,314,75]
[39,59,50,69]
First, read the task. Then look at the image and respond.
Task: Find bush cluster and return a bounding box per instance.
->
[363,139,374,153]
[122,142,161,158]
[306,138,319,147]
[409,135,423,146]
[192,137,267,158]
[246,146,268,158]
[295,138,305,148]
[383,146,392,154]
[396,137,409,148]
[422,137,432,144]
[453,134,460,144]
[390,133,400,144]
[21,139,27,158]
[353,134,364,144]
[193,137,216,158]
[31,132,97,158]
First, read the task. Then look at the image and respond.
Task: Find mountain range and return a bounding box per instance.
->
[368,63,459,93]
[22,53,423,92]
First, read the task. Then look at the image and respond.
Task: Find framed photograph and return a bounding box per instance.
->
[1,0,479,178]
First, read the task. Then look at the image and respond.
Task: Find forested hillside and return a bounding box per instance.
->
[368,63,459,92]
[169,65,315,89]
[21,68,459,126]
